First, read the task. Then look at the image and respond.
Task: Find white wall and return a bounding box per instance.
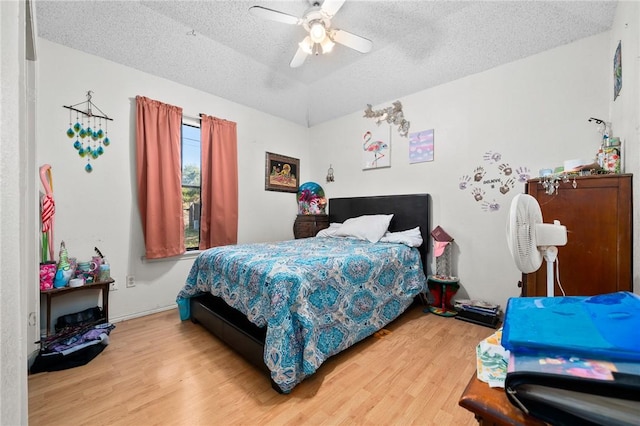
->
[1,1,30,424]
[309,32,613,310]
[609,1,640,292]
[37,39,311,327]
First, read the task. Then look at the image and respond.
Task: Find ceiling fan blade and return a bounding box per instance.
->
[248,6,300,25]
[320,0,346,18]
[332,29,373,53]
[290,46,308,68]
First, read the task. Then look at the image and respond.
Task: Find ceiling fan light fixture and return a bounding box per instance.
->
[309,21,326,43]
[320,36,335,54]
[251,0,373,67]
[299,36,313,54]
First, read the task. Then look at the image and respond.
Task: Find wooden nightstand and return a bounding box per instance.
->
[293,214,329,239]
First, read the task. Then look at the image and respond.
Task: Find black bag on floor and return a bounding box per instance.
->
[30,307,114,374]
[30,343,107,374]
[55,306,104,333]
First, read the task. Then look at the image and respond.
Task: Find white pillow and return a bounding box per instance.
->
[315,222,343,238]
[379,226,423,247]
[334,214,393,243]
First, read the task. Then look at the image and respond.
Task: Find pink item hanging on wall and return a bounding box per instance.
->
[39,164,55,262]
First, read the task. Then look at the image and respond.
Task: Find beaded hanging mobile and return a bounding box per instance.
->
[63,91,113,172]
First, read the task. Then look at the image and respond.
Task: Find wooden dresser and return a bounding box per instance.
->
[523,173,632,297]
[293,214,329,239]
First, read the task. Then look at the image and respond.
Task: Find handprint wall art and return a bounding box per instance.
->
[458,150,531,212]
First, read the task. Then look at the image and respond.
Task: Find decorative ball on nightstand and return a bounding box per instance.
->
[297,182,326,215]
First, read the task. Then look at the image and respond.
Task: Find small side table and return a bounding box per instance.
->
[427,275,460,316]
[41,278,113,336]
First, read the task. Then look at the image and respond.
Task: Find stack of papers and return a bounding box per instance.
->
[454,299,501,328]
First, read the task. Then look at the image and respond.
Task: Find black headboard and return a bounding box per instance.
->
[328,194,431,275]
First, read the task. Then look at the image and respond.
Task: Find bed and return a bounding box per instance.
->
[176,193,431,393]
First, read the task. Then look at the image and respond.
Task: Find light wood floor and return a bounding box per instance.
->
[29,304,494,425]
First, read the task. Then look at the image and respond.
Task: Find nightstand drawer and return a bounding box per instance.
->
[293,214,329,239]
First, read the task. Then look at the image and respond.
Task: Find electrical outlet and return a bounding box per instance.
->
[110,280,118,291]
[126,275,135,288]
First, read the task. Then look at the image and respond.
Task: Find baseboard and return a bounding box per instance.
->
[109,305,177,324]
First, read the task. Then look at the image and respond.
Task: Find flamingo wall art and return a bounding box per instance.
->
[362,127,390,170]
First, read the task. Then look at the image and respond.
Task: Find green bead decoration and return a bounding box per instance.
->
[64,92,112,172]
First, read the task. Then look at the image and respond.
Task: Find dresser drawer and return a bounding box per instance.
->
[293,215,329,239]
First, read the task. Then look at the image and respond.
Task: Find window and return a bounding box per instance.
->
[136,98,235,259]
[181,123,201,250]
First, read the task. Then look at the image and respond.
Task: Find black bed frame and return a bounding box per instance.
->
[189,193,431,392]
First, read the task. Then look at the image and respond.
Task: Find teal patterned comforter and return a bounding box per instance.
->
[177,237,426,393]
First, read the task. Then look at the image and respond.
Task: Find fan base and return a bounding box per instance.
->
[426,306,458,317]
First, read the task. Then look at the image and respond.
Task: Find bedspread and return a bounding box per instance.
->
[177,237,426,393]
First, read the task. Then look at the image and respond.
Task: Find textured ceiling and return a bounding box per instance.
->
[35,0,617,127]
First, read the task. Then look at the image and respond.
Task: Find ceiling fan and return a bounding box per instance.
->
[249,0,373,68]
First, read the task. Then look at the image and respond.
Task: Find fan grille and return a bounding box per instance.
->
[507,194,543,273]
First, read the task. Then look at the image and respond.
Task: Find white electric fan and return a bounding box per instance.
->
[507,194,568,297]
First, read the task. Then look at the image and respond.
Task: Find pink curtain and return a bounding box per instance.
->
[199,115,238,249]
[136,96,185,259]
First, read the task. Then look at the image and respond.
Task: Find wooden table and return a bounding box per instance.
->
[459,374,546,426]
[41,278,113,336]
